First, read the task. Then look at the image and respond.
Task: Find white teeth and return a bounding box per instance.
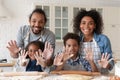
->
[34,28,40,30]
[84,29,89,32]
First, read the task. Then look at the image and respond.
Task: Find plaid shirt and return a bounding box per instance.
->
[63,54,92,71]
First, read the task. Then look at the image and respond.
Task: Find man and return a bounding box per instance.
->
[7,8,55,60]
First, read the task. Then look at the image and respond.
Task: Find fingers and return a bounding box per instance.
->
[45,42,53,50]
[55,53,63,61]
[106,54,110,60]
[54,53,64,66]
[34,52,39,60]
[69,53,74,58]
[34,51,40,59]
[7,40,17,49]
[19,49,28,58]
[44,42,49,50]
[101,53,110,60]
[38,49,42,56]
[101,53,104,60]
[34,50,46,66]
[8,40,17,47]
[34,50,45,60]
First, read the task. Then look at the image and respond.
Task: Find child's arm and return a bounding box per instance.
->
[85,48,98,72]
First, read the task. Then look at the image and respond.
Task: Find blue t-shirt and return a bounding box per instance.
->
[26,60,42,72]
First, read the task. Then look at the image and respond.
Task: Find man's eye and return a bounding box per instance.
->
[32,20,36,23]
[68,45,71,47]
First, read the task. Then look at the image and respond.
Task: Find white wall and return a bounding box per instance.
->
[0,0,120,60]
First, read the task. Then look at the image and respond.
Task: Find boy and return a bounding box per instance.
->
[53,33,98,72]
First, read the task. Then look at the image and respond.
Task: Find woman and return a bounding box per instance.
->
[73,9,114,72]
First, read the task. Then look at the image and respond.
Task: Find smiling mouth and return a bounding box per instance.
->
[83,29,90,31]
[34,27,41,30]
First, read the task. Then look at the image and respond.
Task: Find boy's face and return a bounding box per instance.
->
[65,39,79,56]
[28,44,39,60]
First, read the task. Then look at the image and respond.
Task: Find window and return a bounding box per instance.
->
[55,6,68,40]
[35,4,103,41]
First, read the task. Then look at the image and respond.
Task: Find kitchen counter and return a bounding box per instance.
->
[0,71,114,80]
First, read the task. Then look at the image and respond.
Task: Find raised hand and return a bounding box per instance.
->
[42,42,53,60]
[85,48,94,61]
[63,50,74,62]
[34,49,46,67]
[6,40,20,58]
[19,50,28,66]
[53,53,64,66]
[98,53,110,68]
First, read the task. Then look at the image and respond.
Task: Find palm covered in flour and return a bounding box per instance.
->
[34,42,53,67]
[85,48,94,61]
[54,53,64,66]
[34,49,46,67]
[19,50,28,66]
[42,42,53,60]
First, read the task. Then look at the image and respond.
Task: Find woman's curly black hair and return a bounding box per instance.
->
[73,9,103,35]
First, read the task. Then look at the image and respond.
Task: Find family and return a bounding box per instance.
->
[6,8,114,73]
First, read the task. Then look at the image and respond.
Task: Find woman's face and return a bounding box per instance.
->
[28,44,39,60]
[29,12,46,34]
[80,16,96,36]
[65,39,79,57]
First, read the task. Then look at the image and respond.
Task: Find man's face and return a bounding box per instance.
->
[29,12,46,34]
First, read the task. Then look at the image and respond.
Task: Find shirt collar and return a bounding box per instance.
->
[80,33,100,42]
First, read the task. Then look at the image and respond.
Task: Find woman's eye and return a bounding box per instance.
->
[81,22,85,24]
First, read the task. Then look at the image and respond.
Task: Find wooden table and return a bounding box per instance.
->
[51,70,101,76]
[0,62,15,72]
[0,71,114,80]
[0,71,100,77]
[0,63,14,67]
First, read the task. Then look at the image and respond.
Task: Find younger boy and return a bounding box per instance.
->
[53,33,98,72]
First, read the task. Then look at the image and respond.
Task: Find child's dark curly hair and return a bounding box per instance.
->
[25,41,44,52]
[73,9,103,35]
[63,32,80,46]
